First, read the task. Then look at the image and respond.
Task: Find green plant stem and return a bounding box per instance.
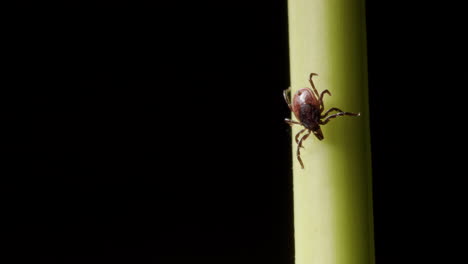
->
[288,0,374,263]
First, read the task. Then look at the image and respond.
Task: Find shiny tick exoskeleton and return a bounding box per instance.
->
[284,73,360,169]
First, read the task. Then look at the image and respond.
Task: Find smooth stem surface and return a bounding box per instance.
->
[288,0,374,264]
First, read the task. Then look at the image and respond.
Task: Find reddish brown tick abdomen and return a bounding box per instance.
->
[292,88,320,120]
[292,88,321,131]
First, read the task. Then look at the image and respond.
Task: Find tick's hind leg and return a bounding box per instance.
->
[309,73,320,98]
[319,90,331,111]
[283,87,293,111]
[285,118,302,126]
[320,111,360,125]
[296,130,312,169]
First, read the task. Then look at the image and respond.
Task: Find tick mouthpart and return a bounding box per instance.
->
[313,129,324,140]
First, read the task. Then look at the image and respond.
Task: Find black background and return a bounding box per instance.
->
[4,1,463,264]
[5,2,292,264]
[367,1,464,263]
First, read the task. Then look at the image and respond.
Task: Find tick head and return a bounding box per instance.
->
[312,127,324,140]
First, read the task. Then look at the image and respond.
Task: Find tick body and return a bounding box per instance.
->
[284,73,360,169]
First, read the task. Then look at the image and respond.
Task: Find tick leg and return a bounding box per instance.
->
[295,128,307,145]
[319,111,361,125]
[321,107,344,118]
[296,130,312,169]
[283,87,293,111]
[298,129,311,149]
[309,73,320,98]
[285,118,302,126]
[319,89,331,112]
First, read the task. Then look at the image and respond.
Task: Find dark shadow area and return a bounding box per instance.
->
[4,2,293,264]
[366,1,462,263]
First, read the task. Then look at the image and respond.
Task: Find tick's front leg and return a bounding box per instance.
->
[321,107,343,118]
[296,130,311,169]
[295,128,307,146]
[319,111,360,125]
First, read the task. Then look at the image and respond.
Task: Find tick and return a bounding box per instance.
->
[284,73,360,169]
